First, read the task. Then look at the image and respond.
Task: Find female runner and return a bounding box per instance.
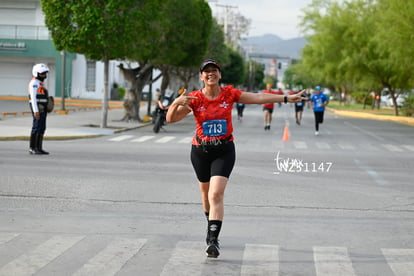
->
[166,59,305,258]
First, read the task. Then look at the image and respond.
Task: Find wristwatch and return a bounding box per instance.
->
[284,95,288,103]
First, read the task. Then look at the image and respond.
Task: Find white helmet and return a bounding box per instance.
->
[32,63,49,77]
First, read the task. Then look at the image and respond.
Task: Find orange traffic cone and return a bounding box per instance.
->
[282,125,290,141]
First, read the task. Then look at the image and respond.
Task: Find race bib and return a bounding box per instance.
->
[202,119,227,137]
[315,99,323,108]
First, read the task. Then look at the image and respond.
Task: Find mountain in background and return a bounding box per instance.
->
[241,34,306,59]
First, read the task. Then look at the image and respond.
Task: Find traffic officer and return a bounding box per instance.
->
[28,63,50,155]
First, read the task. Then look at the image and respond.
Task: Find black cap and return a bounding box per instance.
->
[200,59,220,72]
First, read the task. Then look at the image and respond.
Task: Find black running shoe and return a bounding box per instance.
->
[206,239,220,258]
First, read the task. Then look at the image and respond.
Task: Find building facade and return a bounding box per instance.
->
[0,0,125,99]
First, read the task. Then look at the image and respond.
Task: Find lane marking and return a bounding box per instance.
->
[343,121,385,142]
[0,233,19,245]
[402,145,414,152]
[316,142,331,149]
[155,136,176,143]
[354,159,388,185]
[241,244,279,276]
[178,137,193,144]
[294,141,307,149]
[382,144,403,152]
[73,238,147,276]
[108,135,134,142]
[313,246,356,276]
[131,135,155,142]
[0,235,84,276]
[160,241,205,276]
[382,248,414,276]
[338,143,355,150]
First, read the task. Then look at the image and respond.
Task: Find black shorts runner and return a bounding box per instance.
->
[295,106,304,112]
[191,141,235,182]
[263,106,274,114]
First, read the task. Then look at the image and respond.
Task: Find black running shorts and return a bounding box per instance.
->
[263,106,274,114]
[190,141,236,182]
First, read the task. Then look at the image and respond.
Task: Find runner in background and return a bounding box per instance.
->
[311,85,329,135]
[294,89,307,125]
[236,102,245,122]
[262,83,277,130]
[275,87,284,108]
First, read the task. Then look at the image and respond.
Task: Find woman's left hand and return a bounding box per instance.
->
[288,90,307,103]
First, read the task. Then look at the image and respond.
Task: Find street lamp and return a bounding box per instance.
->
[60,50,66,111]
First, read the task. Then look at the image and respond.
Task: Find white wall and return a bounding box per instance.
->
[0,56,55,97]
[70,56,129,100]
[0,1,37,26]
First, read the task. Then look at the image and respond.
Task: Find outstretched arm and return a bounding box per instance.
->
[239,89,306,104]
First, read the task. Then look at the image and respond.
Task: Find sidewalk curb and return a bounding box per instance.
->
[0,124,150,141]
[327,108,414,127]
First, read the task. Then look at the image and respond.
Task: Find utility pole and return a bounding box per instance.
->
[60,50,66,111]
[215,3,237,45]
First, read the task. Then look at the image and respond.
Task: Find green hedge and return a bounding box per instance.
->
[350,91,373,105]
[401,94,414,117]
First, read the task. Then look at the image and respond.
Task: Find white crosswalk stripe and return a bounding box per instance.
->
[294,141,308,149]
[155,136,176,143]
[0,235,84,276]
[108,135,134,142]
[359,143,378,151]
[160,241,205,276]
[0,233,19,245]
[72,238,147,276]
[382,144,403,152]
[338,143,355,150]
[106,135,414,153]
[313,246,356,276]
[402,145,414,151]
[241,244,279,276]
[316,142,331,149]
[382,248,414,276]
[0,233,414,275]
[178,137,193,144]
[131,135,155,142]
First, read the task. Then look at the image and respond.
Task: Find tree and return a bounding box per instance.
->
[221,47,245,86]
[150,0,213,95]
[283,64,310,90]
[377,0,414,83]
[244,61,264,91]
[41,0,163,127]
[300,1,352,90]
[376,0,414,110]
[299,0,412,115]
[204,20,231,67]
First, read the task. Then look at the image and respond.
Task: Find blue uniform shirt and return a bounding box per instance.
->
[311,93,328,112]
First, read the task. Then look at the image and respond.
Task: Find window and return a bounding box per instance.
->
[86,60,96,92]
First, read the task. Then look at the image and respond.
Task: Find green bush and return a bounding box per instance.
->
[401,94,414,117]
[350,91,373,105]
[119,87,126,100]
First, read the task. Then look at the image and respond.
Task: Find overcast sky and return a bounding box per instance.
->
[209,0,313,39]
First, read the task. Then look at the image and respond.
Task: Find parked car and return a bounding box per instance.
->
[380,95,391,107]
[381,94,406,107]
[389,94,407,107]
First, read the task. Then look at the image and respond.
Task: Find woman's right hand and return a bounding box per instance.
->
[166,90,197,123]
[174,89,197,108]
